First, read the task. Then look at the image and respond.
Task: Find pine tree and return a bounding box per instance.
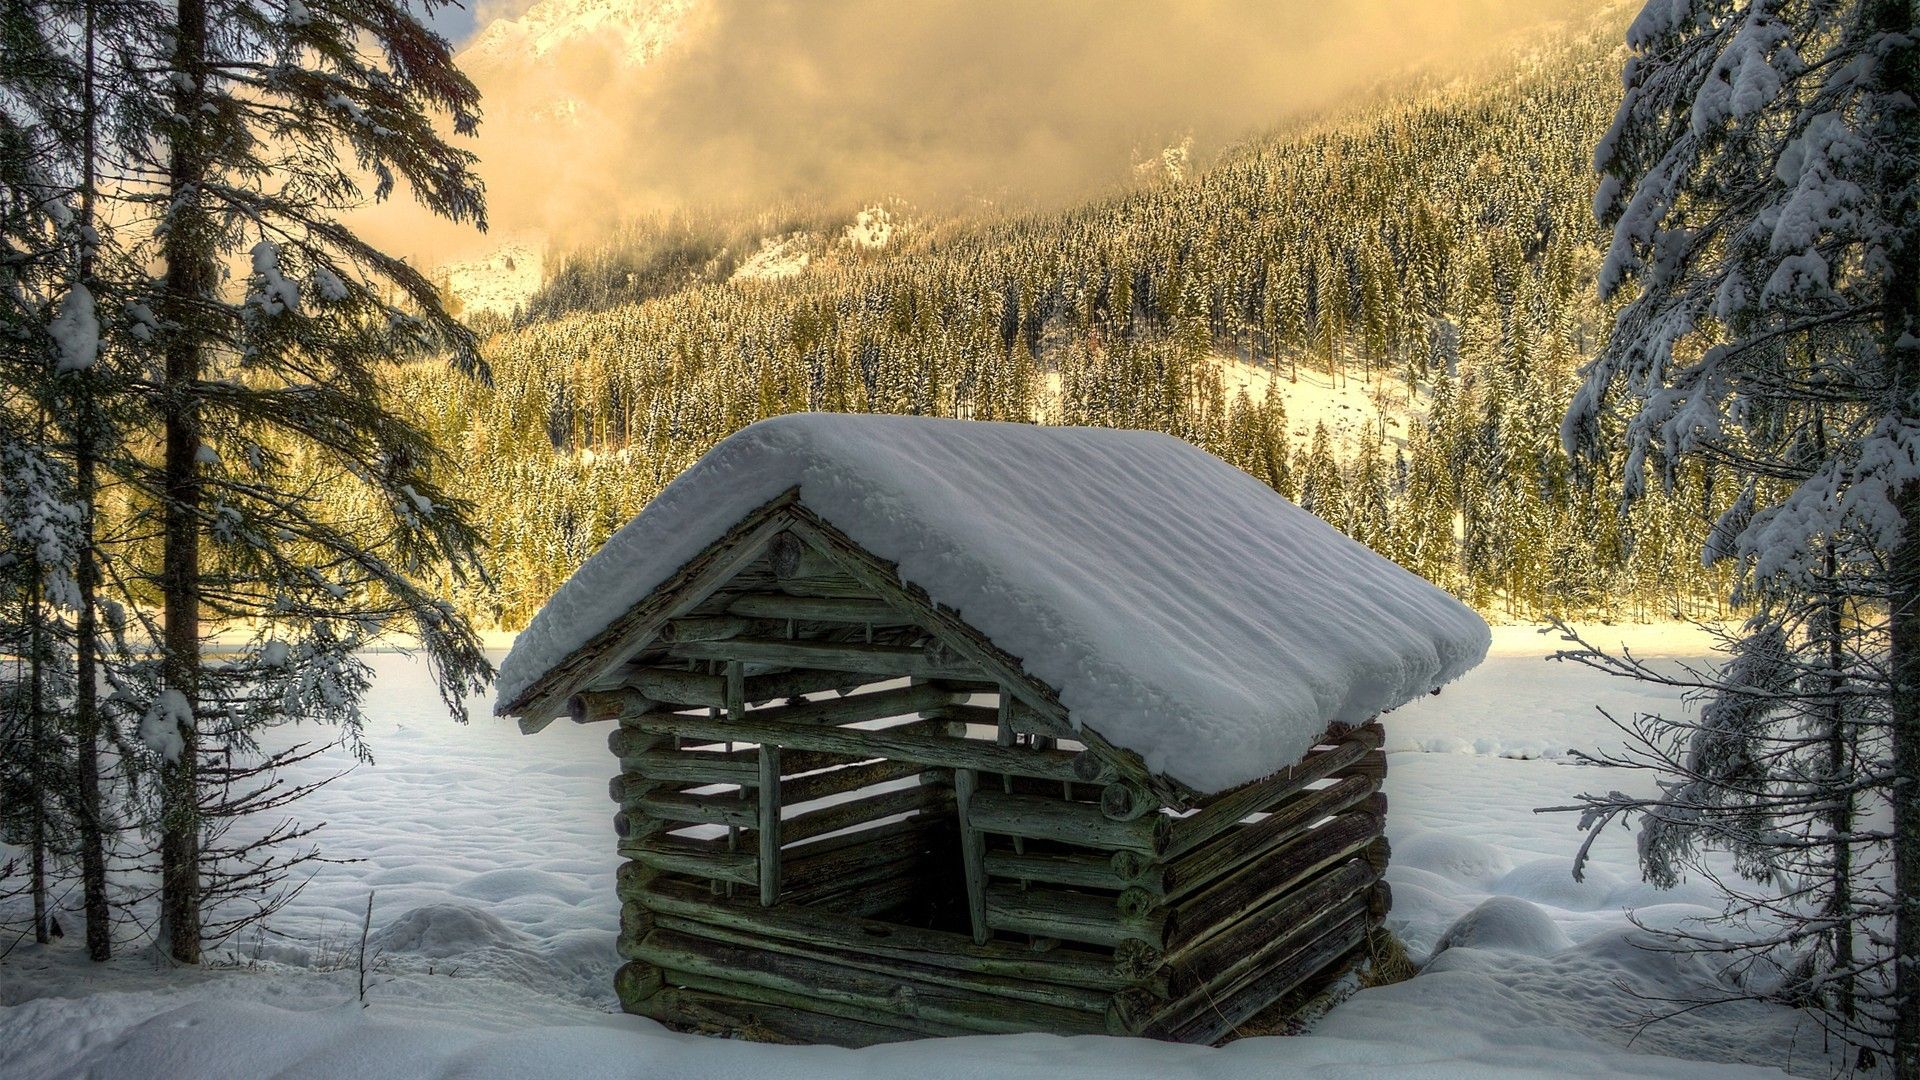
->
[123,0,495,963]
[0,0,129,958]
[1559,0,1918,1065]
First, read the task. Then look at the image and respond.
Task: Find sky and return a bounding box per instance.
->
[418,0,483,48]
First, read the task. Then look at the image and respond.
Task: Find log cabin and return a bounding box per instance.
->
[496,412,1490,1045]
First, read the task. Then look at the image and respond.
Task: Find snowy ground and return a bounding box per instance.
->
[0,623,1844,1079]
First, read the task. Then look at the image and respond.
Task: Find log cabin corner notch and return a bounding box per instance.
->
[494,413,1490,1045]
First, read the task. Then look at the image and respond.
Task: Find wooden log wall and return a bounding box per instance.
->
[588,534,1392,1045]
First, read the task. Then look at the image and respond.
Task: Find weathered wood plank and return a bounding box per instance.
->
[619,834,758,885]
[639,717,946,774]
[781,851,928,907]
[669,638,982,680]
[634,789,760,830]
[628,710,1105,784]
[984,884,1167,949]
[612,665,870,711]
[984,847,1140,893]
[660,616,760,644]
[954,769,990,945]
[1163,724,1384,860]
[757,744,781,906]
[634,876,1142,991]
[1165,859,1375,998]
[614,960,664,1010]
[781,817,938,894]
[657,967,971,1038]
[652,913,1115,1014]
[636,927,1109,1036]
[782,757,927,806]
[726,593,912,624]
[618,750,759,789]
[1154,774,1378,901]
[1168,809,1384,951]
[1100,781,1153,822]
[635,984,923,1046]
[781,783,952,845]
[968,789,1170,855]
[1330,747,1388,785]
[1162,910,1368,1044]
[627,681,962,738]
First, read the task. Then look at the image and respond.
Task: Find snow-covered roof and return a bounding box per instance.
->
[497,413,1489,793]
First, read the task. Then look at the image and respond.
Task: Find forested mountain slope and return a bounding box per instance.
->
[401,18,1731,629]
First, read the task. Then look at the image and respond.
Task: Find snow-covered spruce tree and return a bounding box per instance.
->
[1558,0,1918,1068]
[0,1,108,952]
[116,0,494,962]
[0,440,84,947]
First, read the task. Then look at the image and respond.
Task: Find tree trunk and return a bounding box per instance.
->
[1876,0,1920,1069]
[75,0,110,962]
[158,0,211,967]
[27,571,47,946]
[1818,544,1853,1025]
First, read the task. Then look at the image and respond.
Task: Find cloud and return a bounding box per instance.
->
[367,0,1597,260]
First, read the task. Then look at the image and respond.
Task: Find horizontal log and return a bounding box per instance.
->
[781,851,929,909]
[770,574,881,599]
[628,710,1105,784]
[669,638,982,680]
[637,927,1109,1035]
[619,834,758,886]
[617,899,657,959]
[984,847,1140,893]
[652,912,1114,1015]
[783,757,928,806]
[1165,860,1376,997]
[749,682,964,729]
[769,530,838,580]
[616,665,868,710]
[1135,898,1366,1039]
[635,984,924,1046]
[968,789,1170,855]
[609,724,671,759]
[1154,775,1379,901]
[634,789,760,830]
[1164,723,1384,859]
[621,750,760,789]
[635,875,1141,991]
[615,859,658,897]
[650,717,949,773]
[1129,898,1366,1038]
[726,593,912,624]
[614,960,663,1010]
[1368,880,1392,924]
[620,667,727,709]
[573,688,655,725]
[984,884,1166,949]
[659,616,760,644]
[612,809,665,841]
[1330,747,1388,784]
[660,967,970,1039]
[783,782,952,844]
[782,817,940,894]
[1100,781,1154,822]
[1163,910,1368,1044]
[1169,809,1383,951]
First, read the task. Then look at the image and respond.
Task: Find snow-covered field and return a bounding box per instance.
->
[0,624,1840,1079]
